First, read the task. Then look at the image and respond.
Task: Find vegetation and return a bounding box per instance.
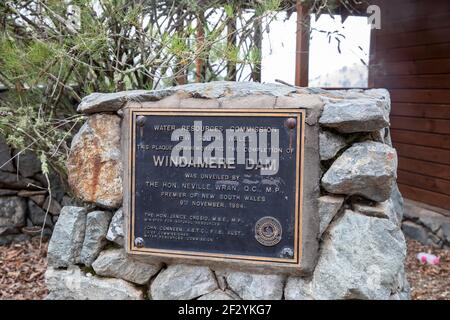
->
[0,0,296,180]
[0,0,366,182]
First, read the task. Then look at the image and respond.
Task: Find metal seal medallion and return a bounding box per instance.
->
[255,216,282,246]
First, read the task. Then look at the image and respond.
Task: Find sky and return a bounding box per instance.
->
[261,13,371,87]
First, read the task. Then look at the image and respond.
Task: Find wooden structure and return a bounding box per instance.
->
[295,0,450,210]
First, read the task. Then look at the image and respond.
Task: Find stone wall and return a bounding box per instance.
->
[46,82,409,300]
[0,136,69,245]
[402,200,450,249]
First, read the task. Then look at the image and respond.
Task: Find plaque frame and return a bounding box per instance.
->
[125,108,306,271]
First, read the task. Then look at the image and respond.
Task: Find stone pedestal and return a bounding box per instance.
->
[46,82,409,300]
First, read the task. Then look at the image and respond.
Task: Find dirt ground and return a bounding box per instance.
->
[406,240,450,300]
[0,238,48,300]
[0,238,448,300]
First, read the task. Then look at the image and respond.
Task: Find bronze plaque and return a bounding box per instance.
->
[126,109,304,268]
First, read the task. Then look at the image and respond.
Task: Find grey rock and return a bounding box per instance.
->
[17,189,47,197]
[34,171,65,202]
[92,248,161,285]
[45,265,143,300]
[0,196,27,229]
[61,195,73,206]
[394,266,410,296]
[30,194,46,206]
[390,290,410,300]
[353,200,401,226]
[389,183,404,223]
[437,227,444,239]
[180,81,296,99]
[226,271,285,300]
[353,202,386,218]
[427,232,442,247]
[28,199,53,228]
[285,210,406,300]
[322,141,397,202]
[0,233,30,245]
[402,201,450,247]
[13,150,41,178]
[52,215,59,224]
[77,82,296,114]
[41,228,53,239]
[369,128,384,143]
[198,289,237,300]
[61,195,81,207]
[0,136,14,172]
[0,171,41,189]
[0,189,18,196]
[324,89,390,111]
[79,210,112,266]
[284,277,314,300]
[151,264,218,300]
[318,195,345,237]
[370,128,392,146]
[42,196,62,215]
[319,99,389,133]
[305,87,330,95]
[214,270,228,291]
[77,89,175,114]
[0,226,19,236]
[47,206,87,267]
[441,223,450,243]
[49,172,66,202]
[106,208,124,246]
[365,88,391,108]
[417,215,445,234]
[23,227,52,239]
[384,128,393,146]
[319,131,347,161]
[403,201,450,235]
[402,221,429,244]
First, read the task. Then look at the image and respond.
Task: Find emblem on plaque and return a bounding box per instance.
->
[255,216,282,246]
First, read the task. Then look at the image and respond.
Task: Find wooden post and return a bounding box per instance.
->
[226,13,237,81]
[174,11,187,86]
[367,25,377,88]
[295,1,310,87]
[196,12,206,83]
[252,17,262,82]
